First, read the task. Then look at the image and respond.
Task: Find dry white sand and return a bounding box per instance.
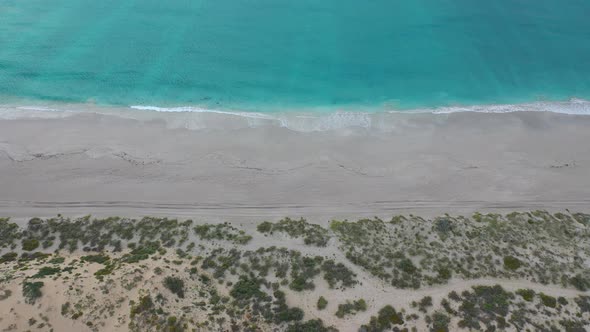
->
[0,110,589,221]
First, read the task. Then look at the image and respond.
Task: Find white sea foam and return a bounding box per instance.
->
[422,99,590,115]
[1,98,590,132]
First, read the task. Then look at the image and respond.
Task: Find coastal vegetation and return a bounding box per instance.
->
[0,211,589,331]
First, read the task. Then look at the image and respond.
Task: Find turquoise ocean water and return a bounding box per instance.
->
[1,0,590,114]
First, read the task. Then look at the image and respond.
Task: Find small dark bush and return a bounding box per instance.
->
[360,305,404,332]
[570,274,590,291]
[230,276,264,301]
[418,296,433,313]
[163,276,185,298]
[286,319,335,332]
[515,289,535,302]
[257,222,273,233]
[431,311,451,332]
[22,281,44,304]
[0,252,18,263]
[336,299,367,318]
[539,293,557,308]
[397,258,418,274]
[32,266,61,278]
[81,254,110,265]
[317,296,328,310]
[503,256,522,271]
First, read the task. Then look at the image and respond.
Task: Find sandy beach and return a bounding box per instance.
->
[0,110,589,220]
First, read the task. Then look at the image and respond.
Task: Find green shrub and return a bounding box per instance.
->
[19,252,50,262]
[61,302,71,315]
[289,275,315,292]
[194,223,252,244]
[321,260,357,288]
[257,218,330,246]
[48,256,65,264]
[22,238,40,251]
[32,266,61,278]
[22,281,44,304]
[336,299,367,318]
[456,285,514,330]
[130,295,155,318]
[360,305,404,331]
[230,276,264,301]
[81,254,110,265]
[540,293,557,308]
[0,252,18,263]
[163,276,185,298]
[257,222,273,233]
[286,319,335,332]
[559,319,587,332]
[515,289,535,302]
[122,242,160,263]
[436,266,452,280]
[570,274,590,291]
[317,296,328,310]
[94,263,117,281]
[431,311,451,332]
[397,258,417,274]
[503,256,522,270]
[418,296,433,313]
[574,296,590,313]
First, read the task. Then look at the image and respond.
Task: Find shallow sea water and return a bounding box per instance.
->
[0,0,589,114]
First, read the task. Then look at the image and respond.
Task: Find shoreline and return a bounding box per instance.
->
[1,97,590,133]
